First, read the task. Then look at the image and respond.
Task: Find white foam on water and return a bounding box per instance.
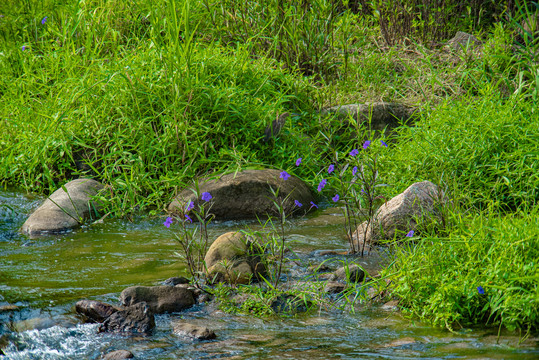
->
[2,323,105,359]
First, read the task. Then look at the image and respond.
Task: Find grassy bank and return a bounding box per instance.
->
[1,0,538,332]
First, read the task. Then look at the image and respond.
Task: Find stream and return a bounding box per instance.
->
[1,188,537,359]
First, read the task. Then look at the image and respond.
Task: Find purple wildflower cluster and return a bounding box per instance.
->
[163,217,173,228]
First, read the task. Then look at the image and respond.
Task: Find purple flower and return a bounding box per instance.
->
[185,201,194,212]
[309,201,318,209]
[280,171,291,181]
[406,230,414,237]
[381,140,388,147]
[349,149,359,157]
[163,217,173,228]
[361,188,366,194]
[328,164,335,174]
[477,286,485,295]
[332,194,339,202]
[294,200,302,207]
[317,179,327,192]
[363,140,371,149]
[22,45,26,51]
[352,166,358,176]
[201,192,212,202]
[295,158,302,166]
[41,16,48,25]
[185,214,193,223]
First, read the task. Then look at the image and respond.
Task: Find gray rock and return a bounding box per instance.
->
[168,169,314,220]
[120,286,195,314]
[102,350,134,359]
[173,322,216,340]
[75,300,120,323]
[353,181,441,246]
[163,276,189,286]
[320,102,418,132]
[99,302,155,335]
[21,178,104,235]
[324,281,347,294]
[204,231,267,285]
[334,264,365,283]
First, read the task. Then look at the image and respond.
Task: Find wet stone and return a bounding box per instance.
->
[173,322,217,340]
[324,281,347,294]
[99,302,155,335]
[102,349,135,359]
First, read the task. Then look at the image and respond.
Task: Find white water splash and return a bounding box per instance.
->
[2,323,106,359]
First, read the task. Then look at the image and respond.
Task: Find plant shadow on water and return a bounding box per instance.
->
[1,189,538,359]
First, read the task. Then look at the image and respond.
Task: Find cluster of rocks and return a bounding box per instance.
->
[75,283,216,358]
[21,167,441,358]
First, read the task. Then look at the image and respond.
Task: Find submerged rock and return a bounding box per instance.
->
[21,178,104,235]
[120,286,195,314]
[102,350,134,359]
[173,322,217,340]
[205,231,267,285]
[352,181,441,246]
[99,302,155,335]
[168,169,314,220]
[75,300,120,323]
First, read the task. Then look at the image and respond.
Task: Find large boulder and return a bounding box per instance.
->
[99,302,155,335]
[353,181,440,246]
[205,231,267,285]
[320,102,418,132]
[21,178,104,235]
[119,286,195,314]
[167,169,314,220]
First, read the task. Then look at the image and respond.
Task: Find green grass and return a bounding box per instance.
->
[1,0,538,332]
[384,207,539,332]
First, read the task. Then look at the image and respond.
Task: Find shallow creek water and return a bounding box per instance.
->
[1,188,538,359]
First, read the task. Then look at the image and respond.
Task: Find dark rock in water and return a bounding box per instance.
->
[173,322,217,340]
[102,349,135,359]
[99,302,155,335]
[333,264,365,283]
[21,178,104,235]
[168,169,314,220]
[204,231,267,285]
[270,294,311,314]
[324,281,347,294]
[163,276,189,286]
[120,286,195,314]
[75,300,120,323]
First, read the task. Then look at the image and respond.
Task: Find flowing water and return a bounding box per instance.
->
[1,188,537,359]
